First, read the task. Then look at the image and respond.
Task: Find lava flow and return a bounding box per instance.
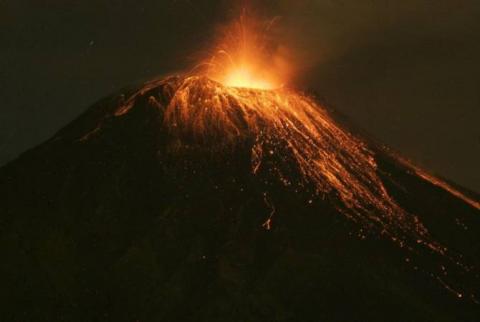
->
[163,75,437,250]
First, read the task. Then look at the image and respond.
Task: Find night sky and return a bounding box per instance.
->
[1,0,479,191]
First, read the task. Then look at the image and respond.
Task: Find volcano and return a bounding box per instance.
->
[1,75,479,322]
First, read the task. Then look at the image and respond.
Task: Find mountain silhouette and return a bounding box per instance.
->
[1,75,479,322]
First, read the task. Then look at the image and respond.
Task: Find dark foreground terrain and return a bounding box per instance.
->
[1,76,479,321]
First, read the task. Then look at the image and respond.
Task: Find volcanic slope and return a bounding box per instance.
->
[1,76,480,322]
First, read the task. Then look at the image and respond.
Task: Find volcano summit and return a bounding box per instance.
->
[1,75,480,321]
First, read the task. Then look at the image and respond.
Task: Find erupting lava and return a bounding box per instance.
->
[199,13,285,90]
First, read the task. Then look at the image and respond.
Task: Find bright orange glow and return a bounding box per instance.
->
[199,12,286,90]
[222,65,277,90]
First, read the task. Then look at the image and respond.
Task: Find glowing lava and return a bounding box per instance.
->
[159,75,442,253]
[198,13,285,90]
[222,65,277,90]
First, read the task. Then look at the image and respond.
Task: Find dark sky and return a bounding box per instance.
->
[1,0,479,191]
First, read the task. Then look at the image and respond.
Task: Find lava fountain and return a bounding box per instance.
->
[199,13,286,90]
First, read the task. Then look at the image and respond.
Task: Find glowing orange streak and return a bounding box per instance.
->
[416,172,480,210]
[394,156,480,210]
